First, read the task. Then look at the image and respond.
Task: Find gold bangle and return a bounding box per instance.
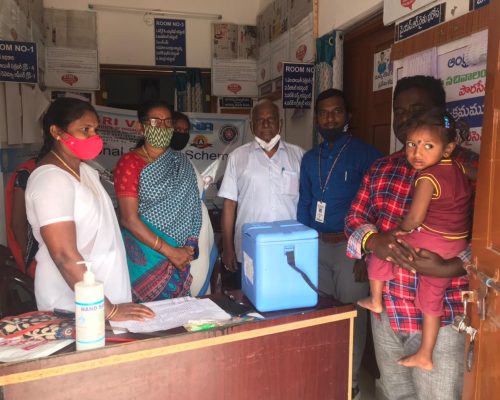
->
[105,304,115,320]
[105,305,113,320]
[108,304,119,320]
[153,235,159,250]
[362,231,376,253]
[106,304,118,320]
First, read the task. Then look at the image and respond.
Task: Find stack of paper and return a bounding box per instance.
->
[110,297,231,334]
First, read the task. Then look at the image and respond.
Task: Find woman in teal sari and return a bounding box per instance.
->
[114,100,202,302]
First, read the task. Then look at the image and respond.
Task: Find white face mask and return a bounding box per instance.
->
[255,134,281,152]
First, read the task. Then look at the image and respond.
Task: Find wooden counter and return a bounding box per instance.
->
[0,301,356,400]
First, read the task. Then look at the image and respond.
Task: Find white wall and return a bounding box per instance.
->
[43,0,262,67]
[318,0,472,36]
[318,0,382,35]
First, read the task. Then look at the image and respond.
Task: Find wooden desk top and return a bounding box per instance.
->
[0,294,356,397]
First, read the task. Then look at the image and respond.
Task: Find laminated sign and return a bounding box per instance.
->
[282,62,314,109]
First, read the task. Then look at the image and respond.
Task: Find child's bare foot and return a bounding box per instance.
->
[357,297,383,313]
[398,352,433,371]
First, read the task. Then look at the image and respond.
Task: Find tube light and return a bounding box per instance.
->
[88,3,222,21]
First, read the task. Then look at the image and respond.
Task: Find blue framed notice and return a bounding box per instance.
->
[155,19,186,66]
[282,62,314,109]
[396,3,446,42]
[0,40,37,83]
[469,0,490,10]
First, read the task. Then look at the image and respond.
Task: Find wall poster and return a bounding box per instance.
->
[438,30,488,154]
[373,48,393,91]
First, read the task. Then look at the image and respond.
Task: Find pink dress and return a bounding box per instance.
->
[367,159,472,316]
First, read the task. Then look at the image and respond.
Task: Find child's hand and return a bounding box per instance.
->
[394,227,411,236]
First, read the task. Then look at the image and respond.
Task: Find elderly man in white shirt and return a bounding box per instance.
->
[218,100,304,288]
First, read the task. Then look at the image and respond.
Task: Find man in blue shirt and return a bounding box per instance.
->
[297,89,382,399]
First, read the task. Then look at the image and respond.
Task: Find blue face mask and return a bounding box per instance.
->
[318,122,349,143]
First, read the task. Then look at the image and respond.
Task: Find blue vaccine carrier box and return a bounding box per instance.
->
[241,220,318,312]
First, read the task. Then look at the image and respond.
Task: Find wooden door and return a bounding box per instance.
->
[463,1,500,399]
[344,13,395,155]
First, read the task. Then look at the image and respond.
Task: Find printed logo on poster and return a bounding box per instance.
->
[227,83,242,94]
[192,121,214,133]
[61,73,78,86]
[401,0,416,9]
[190,135,213,149]
[219,125,239,145]
[295,45,307,62]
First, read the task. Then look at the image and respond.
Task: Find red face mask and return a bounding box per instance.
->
[59,133,104,160]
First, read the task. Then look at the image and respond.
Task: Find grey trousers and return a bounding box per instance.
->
[372,309,465,400]
[318,240,369,389]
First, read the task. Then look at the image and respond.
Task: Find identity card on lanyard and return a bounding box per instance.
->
[315,137,352,223]
[315,201,326,223]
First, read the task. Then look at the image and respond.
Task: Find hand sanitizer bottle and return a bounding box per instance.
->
[75,261,105,351]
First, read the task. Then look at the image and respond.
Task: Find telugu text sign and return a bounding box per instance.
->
[282,62,314,109]
[0,40,37,84]
[396,4,445,42]
[155,19,186,66]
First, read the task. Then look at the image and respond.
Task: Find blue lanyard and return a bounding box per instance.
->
[318,137,352,200]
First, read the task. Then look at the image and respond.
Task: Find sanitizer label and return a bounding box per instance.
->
[76,299,105,350]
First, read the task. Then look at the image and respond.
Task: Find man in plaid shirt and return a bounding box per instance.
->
[345,76,478,400]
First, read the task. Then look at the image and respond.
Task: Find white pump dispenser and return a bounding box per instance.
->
[75,260,105,351]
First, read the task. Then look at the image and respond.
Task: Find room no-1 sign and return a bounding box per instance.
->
[282,62,314,109]
[0,40,37,84]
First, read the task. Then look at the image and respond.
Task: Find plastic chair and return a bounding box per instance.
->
[0,246,37,319]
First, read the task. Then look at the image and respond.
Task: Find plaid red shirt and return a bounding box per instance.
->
[345,147,478,333]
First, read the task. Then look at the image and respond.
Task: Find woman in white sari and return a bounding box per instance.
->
[26,98,154,321]
[171,111,216,295]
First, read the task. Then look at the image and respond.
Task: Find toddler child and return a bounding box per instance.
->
[358,108,473,371]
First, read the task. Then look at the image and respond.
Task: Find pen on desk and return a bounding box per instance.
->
[106,337,137,343]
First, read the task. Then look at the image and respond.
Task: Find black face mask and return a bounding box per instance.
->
[318,122,349,143]
[169,131,190,151]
